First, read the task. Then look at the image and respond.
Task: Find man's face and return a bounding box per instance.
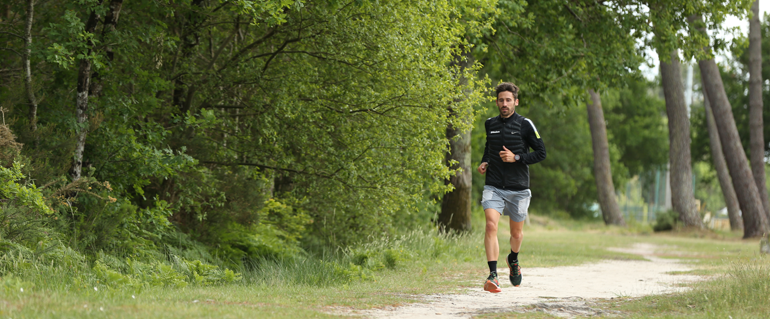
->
[496,91,518,118]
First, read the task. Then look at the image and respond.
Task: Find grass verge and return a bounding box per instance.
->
[1,216,766,318]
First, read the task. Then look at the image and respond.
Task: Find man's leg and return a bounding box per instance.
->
[484,208,501,262]
[509,219,524,254]
[505,219,525,287]
[482,208,502,293]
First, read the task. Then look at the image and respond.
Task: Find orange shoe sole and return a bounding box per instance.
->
[484,280,502,293]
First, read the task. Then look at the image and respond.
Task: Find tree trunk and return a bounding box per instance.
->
[439,123,472,232]
[586,89,625,226]
[438,53,473,232]
[704,84,743,230]
[699,58,770,238]
[70,8,101,181]
[690,13,769,237]
[102,0,124,60]
[658,50,703,228]
[70,0,123,181]
[24,0,37,133]
[749,0,770,221]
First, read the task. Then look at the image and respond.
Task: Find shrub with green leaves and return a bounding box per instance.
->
[653,210,679,232]
[92,255,242,290]
[0,162,52,215]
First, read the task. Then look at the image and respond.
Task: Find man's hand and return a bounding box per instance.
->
[500,146,517,163]
[477,162,488,174]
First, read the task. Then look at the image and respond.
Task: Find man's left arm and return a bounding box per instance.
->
[519,119,546,164]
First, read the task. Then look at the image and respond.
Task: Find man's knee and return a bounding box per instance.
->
[510,229,524,241]
[485,221,498,234]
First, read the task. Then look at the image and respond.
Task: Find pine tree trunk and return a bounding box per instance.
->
[586,89,625,226]
[704,85,743,230]
[690,13,770,237]
[658,50,703,228]
[748,0,770,221]
[699,58,770,238]
[438,53,473,232]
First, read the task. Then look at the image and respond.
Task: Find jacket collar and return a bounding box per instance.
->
[498,112,519,123]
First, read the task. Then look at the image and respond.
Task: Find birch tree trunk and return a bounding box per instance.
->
[748,0,770,221]
[587,89,625,226]
[704,85,743,230]
[70,8,100,181]
[24,0,37,133]
[658,50,703,228]
[70,0,122,181]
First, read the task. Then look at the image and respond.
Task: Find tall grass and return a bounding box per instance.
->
[0,226,483,295]
[244,228,482,287]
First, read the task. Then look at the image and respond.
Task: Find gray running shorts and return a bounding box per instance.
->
[481,185,531,222]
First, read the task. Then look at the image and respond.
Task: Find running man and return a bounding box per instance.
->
[478,82,546,293]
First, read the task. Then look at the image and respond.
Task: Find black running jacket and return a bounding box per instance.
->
[480,112,546,190]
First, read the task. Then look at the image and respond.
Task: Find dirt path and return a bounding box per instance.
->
[340,243,702,318]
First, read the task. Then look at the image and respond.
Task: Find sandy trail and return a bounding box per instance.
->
[339,243,702,318]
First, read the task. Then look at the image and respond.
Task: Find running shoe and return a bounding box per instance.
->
[483,272,502,293]
[506,257,522,287]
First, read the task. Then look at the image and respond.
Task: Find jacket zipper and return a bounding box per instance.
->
[501,117,506,188]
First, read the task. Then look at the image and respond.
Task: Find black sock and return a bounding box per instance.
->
[488,261,497,274]
[509,250,519,263]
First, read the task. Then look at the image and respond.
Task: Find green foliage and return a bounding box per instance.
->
[602,79,670,176]
[0,162,52,215]
[1,0,496,259]
[187,195,311,268]
[93,259,188,290]
[480,0,644,106]
[0,206,51,248]
[0,236,240,294]
[92,256,241,290]
[651,0,753,61]
[247,227,478,288]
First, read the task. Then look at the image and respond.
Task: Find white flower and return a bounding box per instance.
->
[94,287,98,291]
[99,307,104,311]
[132,295,136,299]
[20,288,23,292]
[193,300,199,303]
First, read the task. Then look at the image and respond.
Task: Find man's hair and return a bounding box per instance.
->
[495,82,519,99]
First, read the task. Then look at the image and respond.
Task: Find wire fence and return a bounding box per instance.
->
[617,168,678,224]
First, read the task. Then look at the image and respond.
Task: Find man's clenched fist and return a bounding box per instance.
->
[500,146,517,163]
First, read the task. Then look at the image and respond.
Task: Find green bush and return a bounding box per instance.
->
[653,209,678,232]
[0,162,52,215]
